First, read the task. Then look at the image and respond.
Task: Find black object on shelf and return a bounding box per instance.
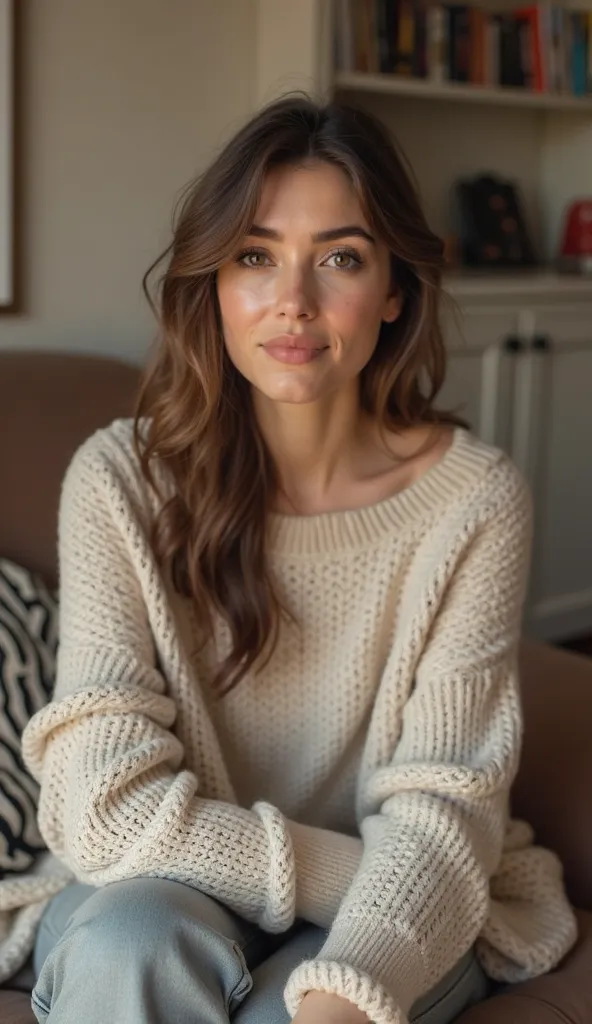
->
[532,333,552,352]
[454,173,537,268]
[504,335,525,353]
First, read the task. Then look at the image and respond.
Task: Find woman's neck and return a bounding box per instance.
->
[253,387,454,517]
[254,385,368,514]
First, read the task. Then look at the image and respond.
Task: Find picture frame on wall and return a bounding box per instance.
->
[0,0,15,310]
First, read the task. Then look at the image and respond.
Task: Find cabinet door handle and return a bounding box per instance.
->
[532,334,551,352]
[504,335,525,353]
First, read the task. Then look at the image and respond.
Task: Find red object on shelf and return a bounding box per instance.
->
[559,200,592,272]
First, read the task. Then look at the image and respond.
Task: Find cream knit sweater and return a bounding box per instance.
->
[2,419,576,1023]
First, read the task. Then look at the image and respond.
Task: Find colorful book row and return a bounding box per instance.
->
[334,0,592,95]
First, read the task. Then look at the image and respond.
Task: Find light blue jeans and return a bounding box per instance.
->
[31,877,490,1023]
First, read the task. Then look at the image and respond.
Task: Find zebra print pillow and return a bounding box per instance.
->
[0,558,58,876]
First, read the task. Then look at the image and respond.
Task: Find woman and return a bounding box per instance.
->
[22,96,576,1024]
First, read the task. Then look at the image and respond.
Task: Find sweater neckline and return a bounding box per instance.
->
[267,427,497,555]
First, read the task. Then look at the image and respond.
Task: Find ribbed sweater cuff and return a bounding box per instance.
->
[252,801,296,933]
[288,821,363,928]
[284,962,403,1024]
[284,919,426,1023]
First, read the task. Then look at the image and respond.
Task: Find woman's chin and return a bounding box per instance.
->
[255,374,330,406]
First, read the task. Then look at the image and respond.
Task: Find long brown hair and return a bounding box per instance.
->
[134,94,463,696]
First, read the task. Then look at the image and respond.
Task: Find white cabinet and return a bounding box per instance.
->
[439,307,518,451]
[442,301,592,641]
[520,311,592,640]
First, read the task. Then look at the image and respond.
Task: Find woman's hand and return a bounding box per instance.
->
[292,990,370,1024]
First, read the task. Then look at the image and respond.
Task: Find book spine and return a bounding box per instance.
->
[485,15,500,87]
[517,16,534,89]
[514,7,545,91]
[353,0,368,71]
[499,13,525,87]
[449,5,470,82]
[532,7,546,91]
[353,0,379,72]
[563,8,574,92]
[447,6,455,79]
[395,0,416,75]
[499,15,512,86]
[334,0,353,71]
[469,6,486,85]
[572,11,587,96]
[541,3,555,93]
[588,12,592,92]
[376,0,391,73]
[413,0,428,77]
[366,0,380,73]
[427,4,447,82]
[553,6,567,93]
[384,0,400,73]
[546,2,557,93]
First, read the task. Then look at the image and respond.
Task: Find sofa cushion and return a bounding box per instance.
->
[0,559,58,874]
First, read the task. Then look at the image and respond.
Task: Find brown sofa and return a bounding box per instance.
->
[0,351,590,1024]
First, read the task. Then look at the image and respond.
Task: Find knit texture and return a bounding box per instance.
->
[1,419,575,1022]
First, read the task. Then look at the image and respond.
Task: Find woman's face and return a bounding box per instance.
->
[216,160,401,405]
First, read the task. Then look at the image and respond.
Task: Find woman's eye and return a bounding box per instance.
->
[236,250,270,268]
[324,249,363,270]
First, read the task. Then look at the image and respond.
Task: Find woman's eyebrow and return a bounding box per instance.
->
[248,225,376,244]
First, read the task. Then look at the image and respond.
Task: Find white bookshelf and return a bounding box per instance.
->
[335,71,592,112]
[444,268,592,299]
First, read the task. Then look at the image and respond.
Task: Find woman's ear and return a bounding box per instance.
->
[382,290,402,324]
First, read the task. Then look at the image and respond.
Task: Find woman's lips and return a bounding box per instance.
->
[262,335,328,365]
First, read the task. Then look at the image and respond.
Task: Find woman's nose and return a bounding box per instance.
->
[275,267,318,320]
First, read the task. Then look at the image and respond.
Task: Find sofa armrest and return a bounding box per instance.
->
[514,639,592,911]
[0,990,36,1024]
[456,909,592,1023]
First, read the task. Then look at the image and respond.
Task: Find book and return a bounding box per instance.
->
[468,6,486,86]
[334,0,355,71]
[588,12,592,93]
[376,0,392,73]
[427,3,447,82]
[563,9,574,93]
[514,7,547,91]
[413,1,428,78]
[499,13,525,88]
[354,0,379,72]
[518,17,535,89]
[484,14,500,87]
[571,10,587,96]
[395,0,416,75]
[448,5,470,82]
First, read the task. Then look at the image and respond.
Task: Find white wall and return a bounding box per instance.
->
[0,0,14,306]
[0,0,255,363]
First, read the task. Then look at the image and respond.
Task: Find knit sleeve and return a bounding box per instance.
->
[21,437,361,935]
[284,464,534,1023]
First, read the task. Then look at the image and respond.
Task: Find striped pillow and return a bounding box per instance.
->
[0,559,58,875]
